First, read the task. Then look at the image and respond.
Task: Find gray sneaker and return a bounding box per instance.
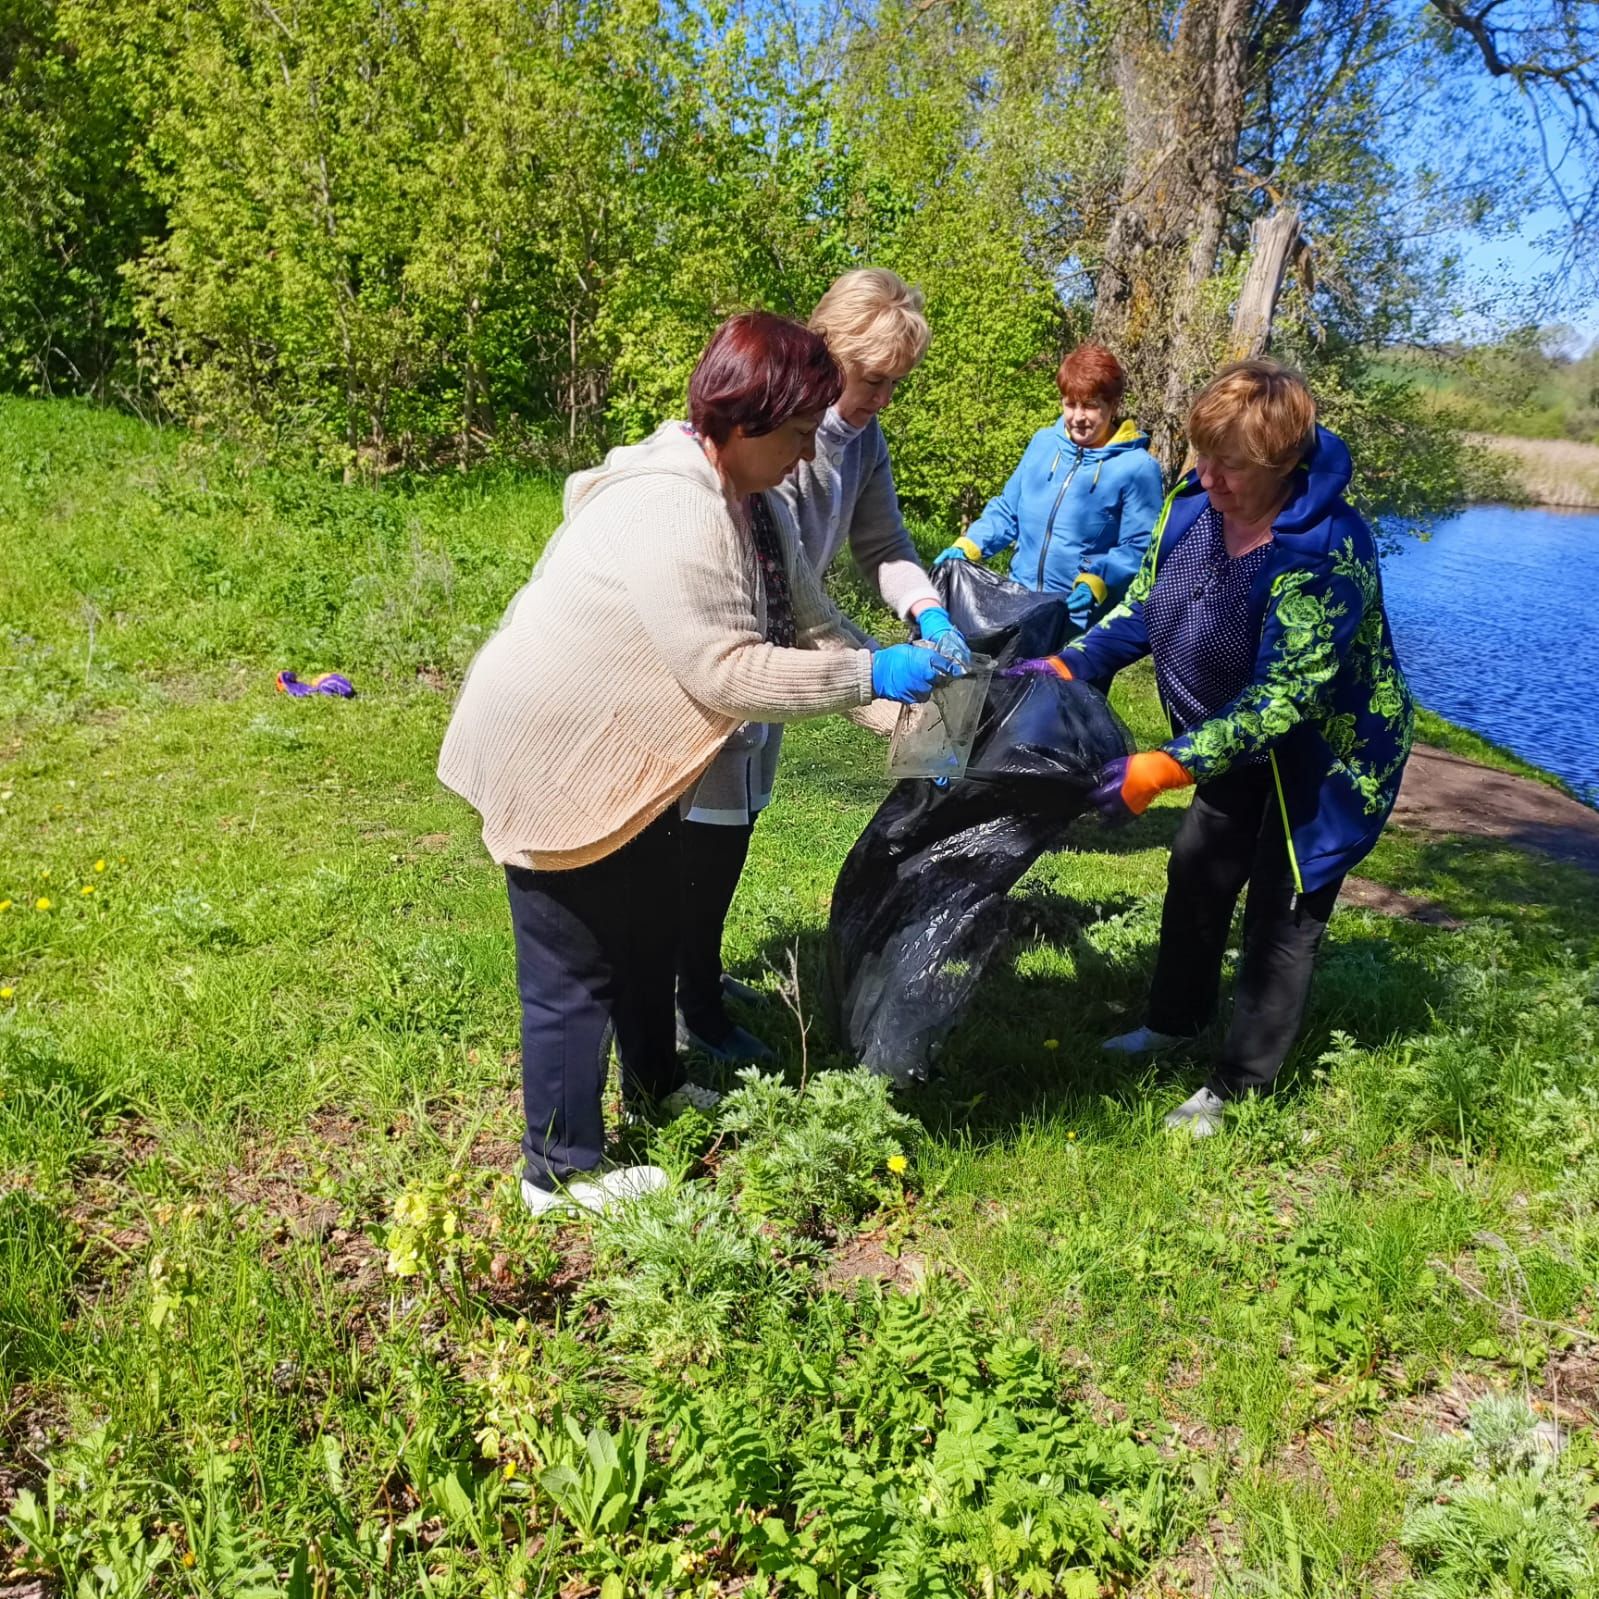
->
[520,1162,670,1218]
[1163,1087,1226,1138]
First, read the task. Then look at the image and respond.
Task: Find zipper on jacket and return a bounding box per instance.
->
[1269,750,1304,898]
[1035,445,1084,588]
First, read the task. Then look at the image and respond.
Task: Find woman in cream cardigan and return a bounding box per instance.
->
[439,312,956,1216]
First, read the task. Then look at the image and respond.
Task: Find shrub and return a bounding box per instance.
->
[715,1067,920,1236]
[1399,1394,1599,1598]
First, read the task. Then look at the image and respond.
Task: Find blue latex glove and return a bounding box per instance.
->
[931,544,970,567]
[871,642,961,703]
[917,606,972,667]
[1066,581,1096,626]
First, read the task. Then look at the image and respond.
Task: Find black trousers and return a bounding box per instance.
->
[1145,763,1343,1099]
[676,819,756,1043]
[506,809,684,1189]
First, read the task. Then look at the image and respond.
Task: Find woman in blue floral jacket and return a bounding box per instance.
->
[1010,360,1413,1135]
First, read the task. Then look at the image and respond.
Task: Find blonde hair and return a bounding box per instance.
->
[1188,359,1317,473]
[809,268,931,377]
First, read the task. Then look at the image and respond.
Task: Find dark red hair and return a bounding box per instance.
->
[688,312,843,444]
[1057,342,1126,408]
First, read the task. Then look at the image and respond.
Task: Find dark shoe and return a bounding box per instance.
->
[721,972,767,1006]
[677,1012,776,1065]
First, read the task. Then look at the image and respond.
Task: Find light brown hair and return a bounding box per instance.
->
[1188,359,1317,473]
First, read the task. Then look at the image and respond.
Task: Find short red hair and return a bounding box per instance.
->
[1056,342,1126,408]
[688,312,843,445]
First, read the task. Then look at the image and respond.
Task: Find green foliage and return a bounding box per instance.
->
[581,1181,805,1367]
[716,1066,921,1234]
[6,403,1599,1596]
[0,0,158,397]
[6,1427,175,1599]
[1399,1394,1599,1598]
[384,1167,492,1301]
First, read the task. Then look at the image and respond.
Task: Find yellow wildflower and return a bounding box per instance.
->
[1044,1038,1059,1050]
[0,988,13,1001]
[0,900,10,912]
[94,859,107,873]
[1067,1130,1077,1142]
[502,1460,518,1480]
[887,1154,909,1175]
[35,897,52,911]
[181,1552,196,1569]
[80,884,95,896]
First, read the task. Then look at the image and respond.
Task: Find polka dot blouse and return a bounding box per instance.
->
[1145,504,1272,744]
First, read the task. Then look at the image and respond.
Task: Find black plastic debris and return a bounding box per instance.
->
[930,558,1080,667]
[828,574,1134,1083]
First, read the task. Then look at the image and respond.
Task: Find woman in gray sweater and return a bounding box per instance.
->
[678,270,970,1060]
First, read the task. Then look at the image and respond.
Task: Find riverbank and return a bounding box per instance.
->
[1466,431,1599,507]
[4,397,1597,1597]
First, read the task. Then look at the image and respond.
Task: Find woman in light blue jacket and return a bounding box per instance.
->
[936,342,1165,627]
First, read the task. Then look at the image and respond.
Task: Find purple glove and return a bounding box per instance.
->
[999,656,1074,681]
[1087,756,1135,825]
[276,671,356,698]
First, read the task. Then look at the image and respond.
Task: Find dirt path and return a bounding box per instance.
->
[1341,742,1599,925]
[1390,743,1599,872]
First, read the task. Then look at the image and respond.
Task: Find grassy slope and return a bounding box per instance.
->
[3,398,1597,1595]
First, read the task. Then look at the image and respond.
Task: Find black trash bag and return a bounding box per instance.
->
[829,671,1134,1083]
[933,558,1080,667]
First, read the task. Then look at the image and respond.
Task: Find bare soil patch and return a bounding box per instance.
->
[1390,743,1599,872]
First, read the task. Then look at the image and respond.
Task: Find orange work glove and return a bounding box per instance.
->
[1087,750,1193,822]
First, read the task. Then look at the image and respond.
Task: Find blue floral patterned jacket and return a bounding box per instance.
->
[1065,426,1414,894]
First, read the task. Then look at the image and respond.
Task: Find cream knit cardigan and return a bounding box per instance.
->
[438,423,877,870]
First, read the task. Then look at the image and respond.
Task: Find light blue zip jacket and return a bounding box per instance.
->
[956,419,1165,605]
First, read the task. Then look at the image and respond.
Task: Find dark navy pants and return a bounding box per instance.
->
[1146,763,1343,1099]
[676,818,756,1044]
[506,809,684,1190]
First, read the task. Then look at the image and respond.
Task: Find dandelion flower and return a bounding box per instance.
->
[80,884,95,896]
[1067,1130,1077,1142]
[887,1154,909,1175]
[502,1460,518,1480]
[0,900,10,913]
[35,897,51,911]
[1044,1038,1059,1050]
[94,859,106,873]
[0,988,13,1001]
[181,1552,196,1569]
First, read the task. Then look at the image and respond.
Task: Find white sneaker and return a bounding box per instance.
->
[659,1080,722,1117]
[1163,1087,1226,1138]
[1100,1026,1188,1055]
[520,1162,670,1218]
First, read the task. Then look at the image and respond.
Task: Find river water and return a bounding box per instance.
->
[1379,504,1599,804]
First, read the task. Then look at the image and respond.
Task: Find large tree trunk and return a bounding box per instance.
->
[1092,0,1254,472]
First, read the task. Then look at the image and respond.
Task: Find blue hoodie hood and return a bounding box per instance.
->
[1273,425,1354,540]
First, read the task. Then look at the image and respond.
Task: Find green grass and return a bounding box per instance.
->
[3,396,1597,1596]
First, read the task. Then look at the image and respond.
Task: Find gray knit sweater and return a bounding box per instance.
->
[684,408,936,824]
[776,408,940,621]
